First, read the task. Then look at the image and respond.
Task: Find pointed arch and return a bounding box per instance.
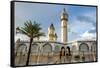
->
[79,43,89,52]
[31,44,39,55]
[42,43,52,55]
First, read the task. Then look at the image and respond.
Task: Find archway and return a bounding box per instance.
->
[42,43,52,54]
[79,43,89,52]
[31,44,39,55]
[15,44,27,64]
[66,46,71,56]
[60,46,65,63]
[30,44,39,64]
[16,44,27,56]
[79,43,89,62]
[42,43,52,64]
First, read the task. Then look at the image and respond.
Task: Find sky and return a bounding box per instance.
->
[15,2,97,42]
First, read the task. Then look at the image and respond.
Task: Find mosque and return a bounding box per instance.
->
[15,8,97,66]
[48,8,68,43]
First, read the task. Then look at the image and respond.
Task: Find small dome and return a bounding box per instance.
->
[50,23,55,30]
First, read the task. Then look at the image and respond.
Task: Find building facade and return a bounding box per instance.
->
[15,8,97,66]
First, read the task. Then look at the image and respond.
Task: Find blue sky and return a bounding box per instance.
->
[15,2,97,42]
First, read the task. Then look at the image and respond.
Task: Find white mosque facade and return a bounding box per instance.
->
[15,8,97,66]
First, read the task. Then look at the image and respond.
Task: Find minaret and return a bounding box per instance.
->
[48,23,58,41]
[48,24,55,41]
[60,8,68,43]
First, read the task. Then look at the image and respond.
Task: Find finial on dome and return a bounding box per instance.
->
[50,23,55,30]
[62,8,66,14]
[63,8,66,12]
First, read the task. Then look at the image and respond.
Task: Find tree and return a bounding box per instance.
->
[19,20,45,65]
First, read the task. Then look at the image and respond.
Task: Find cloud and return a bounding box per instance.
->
[88,28,96,33]
[80,27,96,40]
[15,33,29,42]
[77,16,94,23]
[80,30,96,40]
[68,10,96,41]
[69,20,93,34]
[39,36,48,41]
[76,13,96,27]
[15,33,48,42]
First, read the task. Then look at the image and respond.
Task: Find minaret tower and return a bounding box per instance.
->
[60,8,68,43]
[48,23,57,41]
